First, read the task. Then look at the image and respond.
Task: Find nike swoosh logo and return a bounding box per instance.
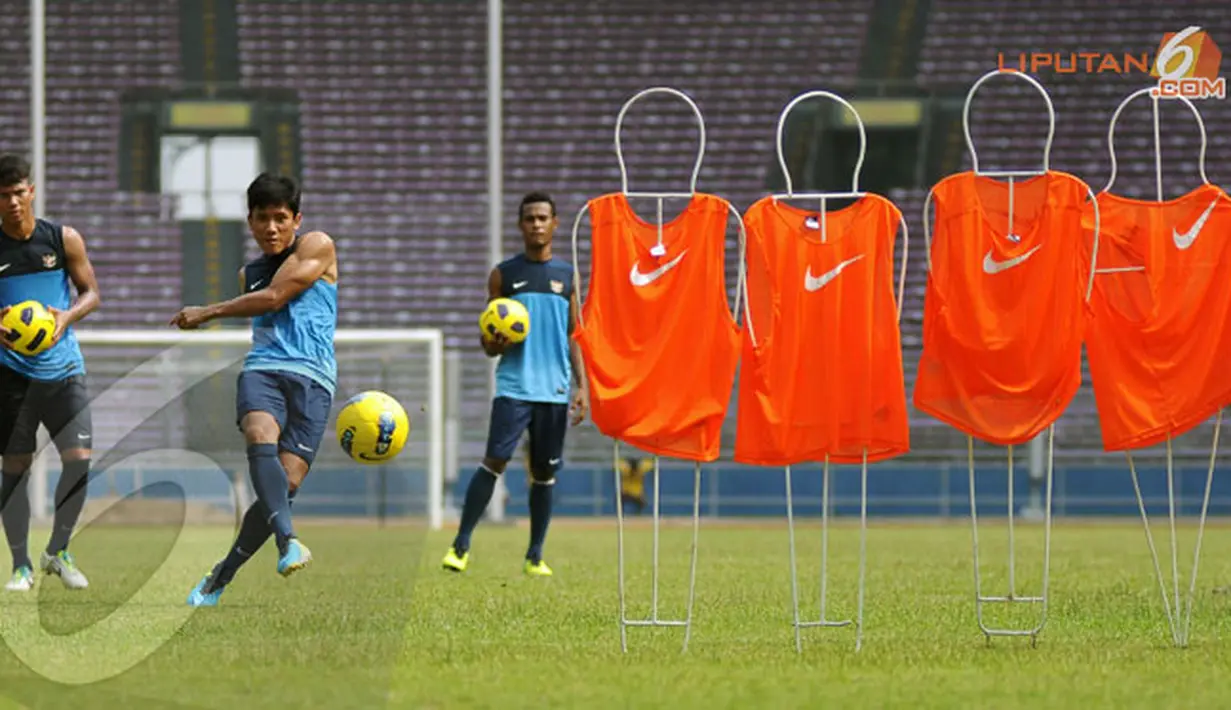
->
[0,264,9,273]
[248,279,265,291]
[512,280,528,289]
[630,250,687,287]
[982,244,1042,274]
[1173,198,1220,250]
[804,255,864,292]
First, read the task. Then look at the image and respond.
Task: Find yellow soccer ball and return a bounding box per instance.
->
[2,300,56,357]
[336,391,411,464]
[479,297,530,344]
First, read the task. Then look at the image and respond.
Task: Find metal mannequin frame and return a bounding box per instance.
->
[922,68,1101,646]
[766,90,909,653]
[569,86,753,653]
[1094,87,1217,648]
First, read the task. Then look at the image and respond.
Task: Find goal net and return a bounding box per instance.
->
[28,328,446,530]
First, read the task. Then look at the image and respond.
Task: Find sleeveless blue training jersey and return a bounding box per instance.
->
[494,254,574,404]
[241,238,338,394]
[0,219,85,381]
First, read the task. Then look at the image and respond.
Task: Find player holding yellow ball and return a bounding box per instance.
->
[0,154,103,593]
[442,192,589,577]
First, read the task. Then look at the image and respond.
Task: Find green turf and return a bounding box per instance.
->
[2,518,1230,709]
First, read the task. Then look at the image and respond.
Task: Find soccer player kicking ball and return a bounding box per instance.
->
[170,173,338,607]
[0,154,102,592]
[442,192,588,577]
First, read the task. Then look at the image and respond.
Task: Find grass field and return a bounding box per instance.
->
[1,516,1230,709]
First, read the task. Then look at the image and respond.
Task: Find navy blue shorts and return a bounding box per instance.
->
[484,396,569,477]
[0,366,92,456]
[236,369,334,466]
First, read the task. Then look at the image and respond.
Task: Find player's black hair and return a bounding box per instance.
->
[0,154,31,188]
[247,172,301,215]
[519,191,556,220]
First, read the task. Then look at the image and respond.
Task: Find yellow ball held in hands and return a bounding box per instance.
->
[1,300,56,356]
[479,297,530,344]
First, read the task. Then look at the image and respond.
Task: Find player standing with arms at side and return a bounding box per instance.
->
[170,173,338,606]
[0,154,101,592]
[442,192,588,576]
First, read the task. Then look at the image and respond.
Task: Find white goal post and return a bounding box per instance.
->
[29,328,448,530]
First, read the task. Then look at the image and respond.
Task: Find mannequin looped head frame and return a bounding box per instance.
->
[1100,86,1209,200]
[614,85,705,200]
[962,68,1056,178]
[774,90,866,199]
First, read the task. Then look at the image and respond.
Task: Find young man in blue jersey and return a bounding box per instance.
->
[443,192,588,577]
[0,155,101,592]
[170,173,338,606]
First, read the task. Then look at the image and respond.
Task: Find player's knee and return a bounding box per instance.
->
[240,412,280,445]
[481,457,508,475]
[59,449,90,463]
[529,468,556,485]
[1,455,33,476]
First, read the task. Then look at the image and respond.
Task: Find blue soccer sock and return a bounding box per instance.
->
[246,443,295,556]
[0,473,31,571]
[47,460,90,554]
[210,489,298,590]
[452,465,499,555]
[526,479,554,563]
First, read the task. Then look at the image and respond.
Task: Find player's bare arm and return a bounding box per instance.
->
[170,231,336,329]
[568,288,588,425]
[480,266,510,357]
[47,226,101,343]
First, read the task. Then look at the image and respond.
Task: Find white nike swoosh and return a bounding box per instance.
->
[548,458,561,465]
[982,244,1043,274]
[0,264,9,273]
[248,279,265,291]
[629,250,687,287]
[804,255,864,292]
[512,280,528,289]
[1173,198,1220,250]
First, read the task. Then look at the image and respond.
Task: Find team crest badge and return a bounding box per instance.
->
[550,280,564,294]
[42,253,56,269]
